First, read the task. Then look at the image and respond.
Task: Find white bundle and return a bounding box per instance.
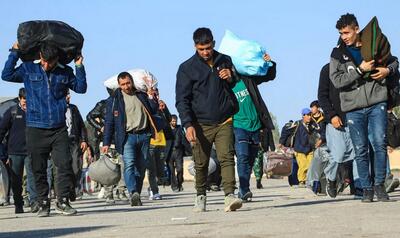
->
[104,69,158,92]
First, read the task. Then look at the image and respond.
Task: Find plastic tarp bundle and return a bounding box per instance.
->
[218,30,272,76]
[103,69,158,92]
[17,20,84,65]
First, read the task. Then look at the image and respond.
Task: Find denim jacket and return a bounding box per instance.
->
[1,51,87,128]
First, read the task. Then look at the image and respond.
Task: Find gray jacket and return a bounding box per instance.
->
[329,43,398,112]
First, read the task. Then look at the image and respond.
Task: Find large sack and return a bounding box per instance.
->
[17,20,84,65]
[88,154,121,186]
[263,151,293,176]
[0,161,9,204]
[360,16,391,67]
[103,69,158,92]
[218,30,272,76]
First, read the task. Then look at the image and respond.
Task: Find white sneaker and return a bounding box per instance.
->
[153,193,162,200]
[148,188,154,200]
[97,187,105,199]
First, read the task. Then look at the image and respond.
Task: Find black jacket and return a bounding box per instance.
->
[318,63,346,125]
[0,104,27,155]
[260,129,275,152]
[239,61,277,130]
[171,125,184,149]
[157,104,173,140]
[176,51,238,128]
[67,103,88,143]
[86,99,107,133]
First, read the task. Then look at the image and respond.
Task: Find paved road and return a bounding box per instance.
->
[0,178,399,238]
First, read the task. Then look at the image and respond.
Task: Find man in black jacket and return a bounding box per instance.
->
[168,115,185,192]
[0,88,37,213]
[176,27,242,212]
[65,91,88,200]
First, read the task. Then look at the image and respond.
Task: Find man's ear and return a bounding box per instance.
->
[212,40,215,48]
[355,26,360,34]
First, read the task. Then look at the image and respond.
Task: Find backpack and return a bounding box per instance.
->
[387,111,400,148]
[283,121,300,148]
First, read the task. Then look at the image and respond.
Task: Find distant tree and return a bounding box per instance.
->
[269,112,280,148]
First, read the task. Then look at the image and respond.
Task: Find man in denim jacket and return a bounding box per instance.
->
[1,42,87,217]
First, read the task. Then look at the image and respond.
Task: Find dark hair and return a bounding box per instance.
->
[40,43,59,62]
[310,100,320,108]
[336,13,359,30]
[18,87,26,99]
[193,27,213,45]
[171,114,178,120]
[117,72,133,83]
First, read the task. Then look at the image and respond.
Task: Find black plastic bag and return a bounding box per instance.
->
[17,20,84,64]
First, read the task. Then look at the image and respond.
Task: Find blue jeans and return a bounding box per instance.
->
[122,133,151,194]
[346,102,388,189]
[24,156,37,203]
[234,127,260,196]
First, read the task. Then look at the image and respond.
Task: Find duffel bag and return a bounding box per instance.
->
[263,151,293,176]
[88,154,121,186]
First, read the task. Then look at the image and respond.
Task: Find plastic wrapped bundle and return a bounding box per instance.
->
[104,69,158,92]
[218,30,272,76]
[17,20,84,64]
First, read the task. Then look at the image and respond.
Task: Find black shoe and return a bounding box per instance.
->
[374,184,392,202]
[55,198,77,215]
[130,192,142,206]
[15,205,24,214]
[361,189,374,203]
[31,202,40,213]
[256,180,263,189]
[69,190,76,202]
[37,200,51,217]
[326,180,337,198]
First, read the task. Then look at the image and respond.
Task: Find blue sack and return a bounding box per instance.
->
[218,30,272,76]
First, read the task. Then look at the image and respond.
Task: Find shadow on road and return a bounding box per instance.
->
[272,198,350,208]
[0,225,112,238]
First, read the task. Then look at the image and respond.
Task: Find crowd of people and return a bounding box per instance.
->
[0,12,399,218]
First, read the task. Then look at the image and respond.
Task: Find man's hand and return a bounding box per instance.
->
[12,42,19,50]
[185,126,197,145]
[315,139,322,148]
[371,67,390,80]
[263,53,271,62]
[218,68,232,81]
[80,142,88,152]
[75,55,84,65]
[101,145,109,154]
[330,116,343,129]
[359,60,375,72]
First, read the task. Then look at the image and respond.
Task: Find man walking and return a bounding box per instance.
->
[175,27,242,212]
[2,42,87,216]
[102,72,160,207]
[330,13,399,202]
